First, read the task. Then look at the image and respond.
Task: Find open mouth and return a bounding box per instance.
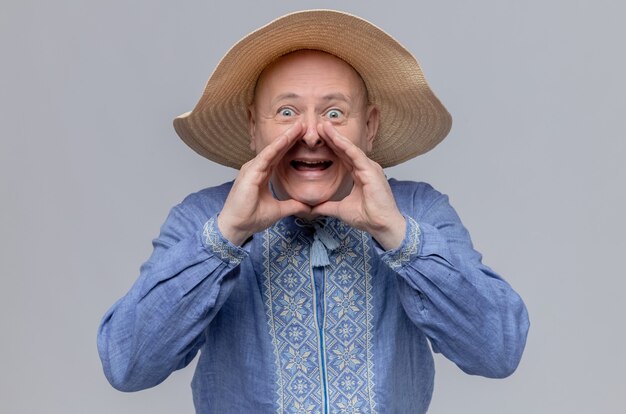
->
[290,159,333,171]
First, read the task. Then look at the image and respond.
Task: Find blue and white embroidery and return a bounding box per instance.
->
[324,226,376,412]
[202,217,246,264]
[263,219,377,413]
[263,227,323,412]
[382,216,421,270]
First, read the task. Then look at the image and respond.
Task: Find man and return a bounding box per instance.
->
[98,10,529,413]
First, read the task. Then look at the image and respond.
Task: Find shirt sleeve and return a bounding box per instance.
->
[380,183,529,378]
[97,202,247,392]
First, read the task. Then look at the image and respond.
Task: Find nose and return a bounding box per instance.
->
[300,116,323,149]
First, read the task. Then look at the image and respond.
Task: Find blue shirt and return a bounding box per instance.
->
[97,179,529,413]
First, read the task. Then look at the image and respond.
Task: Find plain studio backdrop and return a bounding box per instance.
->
[1,0,624,413]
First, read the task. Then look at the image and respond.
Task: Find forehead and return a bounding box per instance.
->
[253,50,367,102]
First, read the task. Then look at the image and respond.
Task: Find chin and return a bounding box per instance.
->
[271,180,333,206]
[273,174,352,207]
[291,191,333,207]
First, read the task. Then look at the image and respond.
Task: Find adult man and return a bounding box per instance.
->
[98,10,529,413]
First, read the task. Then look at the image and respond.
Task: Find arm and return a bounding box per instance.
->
[98,123,311,392]
[97,201,247,392]
[381,183,529,378]
[311,122,528,378]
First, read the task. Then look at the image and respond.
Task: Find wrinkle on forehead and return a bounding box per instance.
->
[252,50,369,108]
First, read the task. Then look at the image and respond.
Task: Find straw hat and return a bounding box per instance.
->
[174,9,452,169]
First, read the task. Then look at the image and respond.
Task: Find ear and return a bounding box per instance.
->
[364,105,379,153]
[247,105,257,152]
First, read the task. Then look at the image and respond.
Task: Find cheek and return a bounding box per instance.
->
[337,123,370,150]
[251,129,273,153]
[256,122,294,150]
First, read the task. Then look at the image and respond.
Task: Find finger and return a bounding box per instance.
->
[316,122,354,168]
[310,200,342,219]
[265,122,305,168]
[278,199,312,219]
[318,122,372,171]
[255,122,303,170]
[236,123,301,187]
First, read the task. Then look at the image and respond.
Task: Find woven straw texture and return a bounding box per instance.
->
[174,10,452,169]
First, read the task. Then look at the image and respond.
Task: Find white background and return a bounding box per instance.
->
[1,0,624,412]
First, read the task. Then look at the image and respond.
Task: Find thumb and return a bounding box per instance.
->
[278,199,312,219]
[310,201,342,219]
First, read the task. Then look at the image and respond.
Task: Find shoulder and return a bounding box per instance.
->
[388,178,448,214]
[388,178,439,196]
[180,181,234,209]
[167,181,234,226]
[388,178,467,230]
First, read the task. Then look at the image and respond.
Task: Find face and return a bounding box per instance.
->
[249,50,379,206]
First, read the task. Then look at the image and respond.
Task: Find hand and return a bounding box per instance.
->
[311,122,406,250]
[217,123,311,245]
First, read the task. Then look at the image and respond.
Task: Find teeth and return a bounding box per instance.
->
[299,160,326,165]
[290,159,333,170]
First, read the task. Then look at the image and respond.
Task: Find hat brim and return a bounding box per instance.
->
[174,9,452,169]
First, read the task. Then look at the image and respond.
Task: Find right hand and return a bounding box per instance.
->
[217,123,312,245]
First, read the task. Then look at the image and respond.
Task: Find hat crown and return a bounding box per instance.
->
[174,9,451,169]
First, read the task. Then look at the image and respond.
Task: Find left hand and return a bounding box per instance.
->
[311,122,406,250]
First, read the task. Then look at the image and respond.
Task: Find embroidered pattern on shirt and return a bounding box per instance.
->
[202,217,245,265]
[382,216,421,270]
[262,219,377,413]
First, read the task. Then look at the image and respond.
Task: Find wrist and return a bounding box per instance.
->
[370,212,406,250]
[217,214,252,246]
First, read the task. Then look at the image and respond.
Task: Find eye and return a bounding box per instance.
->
[278,107,295,117]
[325,109,343,119]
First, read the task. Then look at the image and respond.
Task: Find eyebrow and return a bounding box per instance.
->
[272,93,300,102]
[272,92,353,103]
[321,93,351,103]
